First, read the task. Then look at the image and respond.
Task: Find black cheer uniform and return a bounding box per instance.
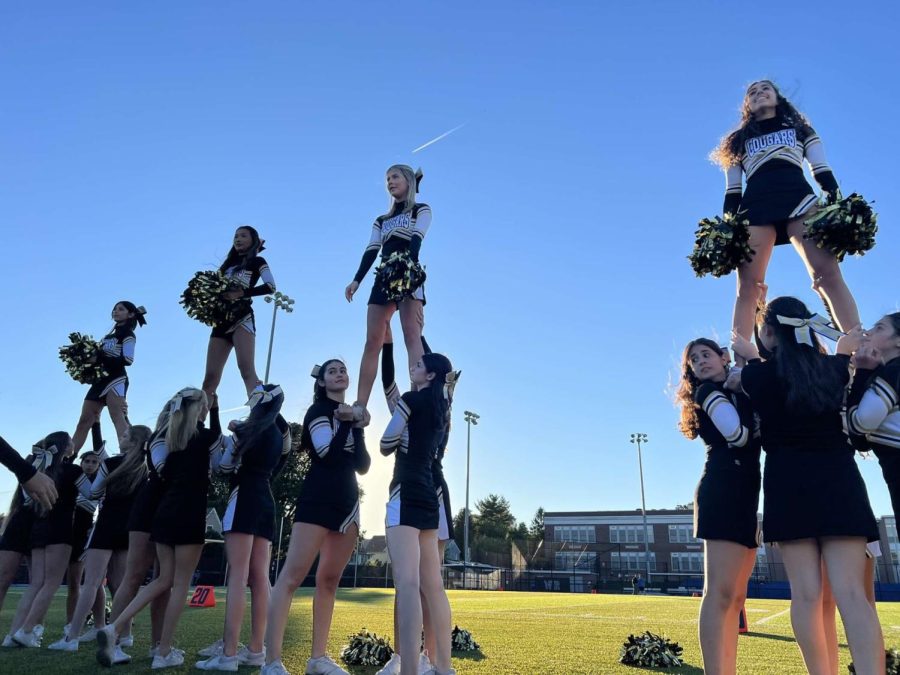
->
[382,390,444,531]
[848,357,900,520]
[741,356,878,542]
[294,400,370,533]
[127,445,164,535]
[218,409,289,541]
[88,455,140,551]
[70,495,98,562]
[86,324,136,402]
[210,256,276,342]
[692,382,761,548]
[353,201,431,306]
[0,501,35,554]
[151,425,221,546]
[31,463,92,548]
[723,116,839,245]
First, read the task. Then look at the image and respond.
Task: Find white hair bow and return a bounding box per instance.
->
[775,313,844,347]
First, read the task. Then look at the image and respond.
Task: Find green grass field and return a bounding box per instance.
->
[1,588,898,673]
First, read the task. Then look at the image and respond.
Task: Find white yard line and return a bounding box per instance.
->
[754,607,791,625]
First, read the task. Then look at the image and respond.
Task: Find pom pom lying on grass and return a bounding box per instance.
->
[619,630,683,668]
[451,626,481,652]
[340,628,394,667]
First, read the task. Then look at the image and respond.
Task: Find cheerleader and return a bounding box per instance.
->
[263,361,370,675]
[195,385,291,671]
[377,333,455,675]
[382,353,457,675]
[0,435,58,509]
[676,338,760,675]
[730,296,882,673]
[71,302,147,453]
[345,165,431,410]
[712,80,860,344]
[201,226,275,399]
[61,442,105,643]
[106,404,173,658]
[0,464,38,640]
[51,424,152,656]
[847,313,900,518]
[6,432,94,647]
[96,388,220,669]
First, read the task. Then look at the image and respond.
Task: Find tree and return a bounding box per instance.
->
[474,494,515,540]
[529,506,545,539]
[674,502,694,511]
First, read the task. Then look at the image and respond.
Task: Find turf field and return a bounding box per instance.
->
[1,588,897,673]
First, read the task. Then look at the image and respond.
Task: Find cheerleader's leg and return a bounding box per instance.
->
[221,531,254,657]
[733,226,777,344]
[202,337,234,399]
[821,537,884,675]
[73,400,104,454]
[418,530,450,673]
[106,390,129,445]
[232,326,261,396]
[245,535,271,654]
[68,549,113,641]
[0,550,23,616]
[399,299,425,380]
[156,543,203,656]
[8,552,41,635]
[422,539,447,663]
[779,539,831,674]
[22,543,70,631]
[787,218,861,332]
[357,304,396,407]
[386,525,424,675]
[821,565,839,675]
[311,525,358,658]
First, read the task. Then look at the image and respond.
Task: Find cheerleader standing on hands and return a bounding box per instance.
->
[382,353,457,675]
[730,297,882,674]
[71,302,146,453]
[676,339,760,675]
[345,166,431,411]
[96,388,220,669]
[712,80,860,342]
[263,361,370,675]
[202,226,275,399]
[195,385,291,671]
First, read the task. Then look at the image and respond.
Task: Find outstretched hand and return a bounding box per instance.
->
[345,281,359,303]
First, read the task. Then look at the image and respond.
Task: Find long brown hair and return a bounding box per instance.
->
[676,338,726,439]
[106,425,152,498]
[711,80,815,169]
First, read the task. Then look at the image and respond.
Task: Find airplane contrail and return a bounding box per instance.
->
[412,123,466,154]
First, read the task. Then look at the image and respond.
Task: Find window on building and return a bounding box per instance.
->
[667,524,700,544]
[552,526,596,544]
[885,517,898,545]
[671,552,704,573]
[554,551,597,571]
[609,525,654,544]
[610,551,657,571]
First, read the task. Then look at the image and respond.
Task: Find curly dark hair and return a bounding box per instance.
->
[711,80,815,169]
[676,338,725,440]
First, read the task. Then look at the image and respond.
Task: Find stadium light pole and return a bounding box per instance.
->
[263,292,295,384]
[464,410,480,589]
[630,433,652,581]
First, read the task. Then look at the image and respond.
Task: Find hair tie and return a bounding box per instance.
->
[443,370,462,401]
[135,305,148,327]
[246,384,283,409]
[258,238,266,253]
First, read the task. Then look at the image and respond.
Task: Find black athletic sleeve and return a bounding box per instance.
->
[0,435,37,484]
[352,428,371,475]
[353,249,379,285]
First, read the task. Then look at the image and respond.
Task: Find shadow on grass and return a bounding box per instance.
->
[337,589,395,604]
[646,664,704,674]
[743,631,798,644]
[452,650,486,661]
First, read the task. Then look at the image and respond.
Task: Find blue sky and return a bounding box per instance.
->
[2,1,898,535]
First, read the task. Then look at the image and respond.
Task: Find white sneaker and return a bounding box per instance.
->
[11,628,40,648]
[198,639,224,657]
[422,669,456,675]
[95,625,117,667]
[305,655,349,674]
[118,633,134,648]
[150,645,184,658]
[196,653,239,671]
[418,653,433,675]
[376,653,401,675]
[113,645,132,664]
[48,637,79,651]
[236,645,265,666]
[62,623,72,639]
[261,661,291,675]
[33,625,44,639]
[78,627,99,643]
[1,634,17,648]
[152,649,185,669]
